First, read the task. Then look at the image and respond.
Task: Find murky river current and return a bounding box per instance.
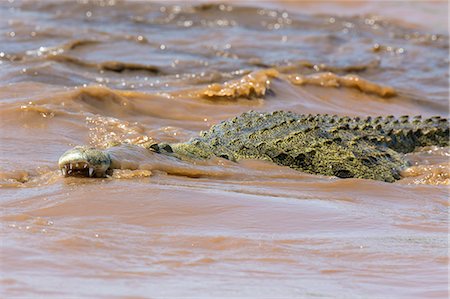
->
[1,1,449,298]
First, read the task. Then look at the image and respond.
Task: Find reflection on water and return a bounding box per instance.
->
[0,1,448,298]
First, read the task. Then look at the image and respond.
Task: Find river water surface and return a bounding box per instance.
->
[1,1,449,298]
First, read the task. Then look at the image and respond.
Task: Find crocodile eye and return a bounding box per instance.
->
[161,144,173,153]
[149,143,160,152]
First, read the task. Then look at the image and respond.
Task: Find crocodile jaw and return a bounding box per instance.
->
[58,146,112,178]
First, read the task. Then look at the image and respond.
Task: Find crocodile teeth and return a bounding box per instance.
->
[83,164,88,168]
[61,168,67,176]
[69,163,73,170]
[88,168,94,177]
[68,170,72,174]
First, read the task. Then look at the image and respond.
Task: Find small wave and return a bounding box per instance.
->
[111,169,152,179]
[86,115,151,148]
[198,68,396,100]
[266,59,381,74]
[24,39,100,57]
[18,104,56,119]
[0,168,59,188]
[4,38,162,75]
[399,146,450,185]
[200,69,279,100]
[47,54,161,74]
[400,163,450,185]
[66,85,136,115]
[287,72,397,98]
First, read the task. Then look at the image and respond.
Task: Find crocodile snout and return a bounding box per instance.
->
[58,146,112,178]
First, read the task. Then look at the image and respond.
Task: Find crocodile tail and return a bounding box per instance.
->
[416,117,449,148]
[381,116,449,153]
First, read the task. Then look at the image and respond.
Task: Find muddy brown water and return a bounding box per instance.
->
[0,1,449,298]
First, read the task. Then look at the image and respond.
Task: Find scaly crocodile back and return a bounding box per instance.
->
[170,111,449,182]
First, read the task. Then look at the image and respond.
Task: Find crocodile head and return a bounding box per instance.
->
[58,146,112,178]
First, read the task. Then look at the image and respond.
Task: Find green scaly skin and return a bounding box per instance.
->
[58,111,449,182]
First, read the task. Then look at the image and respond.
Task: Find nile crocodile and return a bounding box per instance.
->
[58,111,449,182]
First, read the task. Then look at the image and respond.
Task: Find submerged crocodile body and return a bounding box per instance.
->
[59,111,449,182]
